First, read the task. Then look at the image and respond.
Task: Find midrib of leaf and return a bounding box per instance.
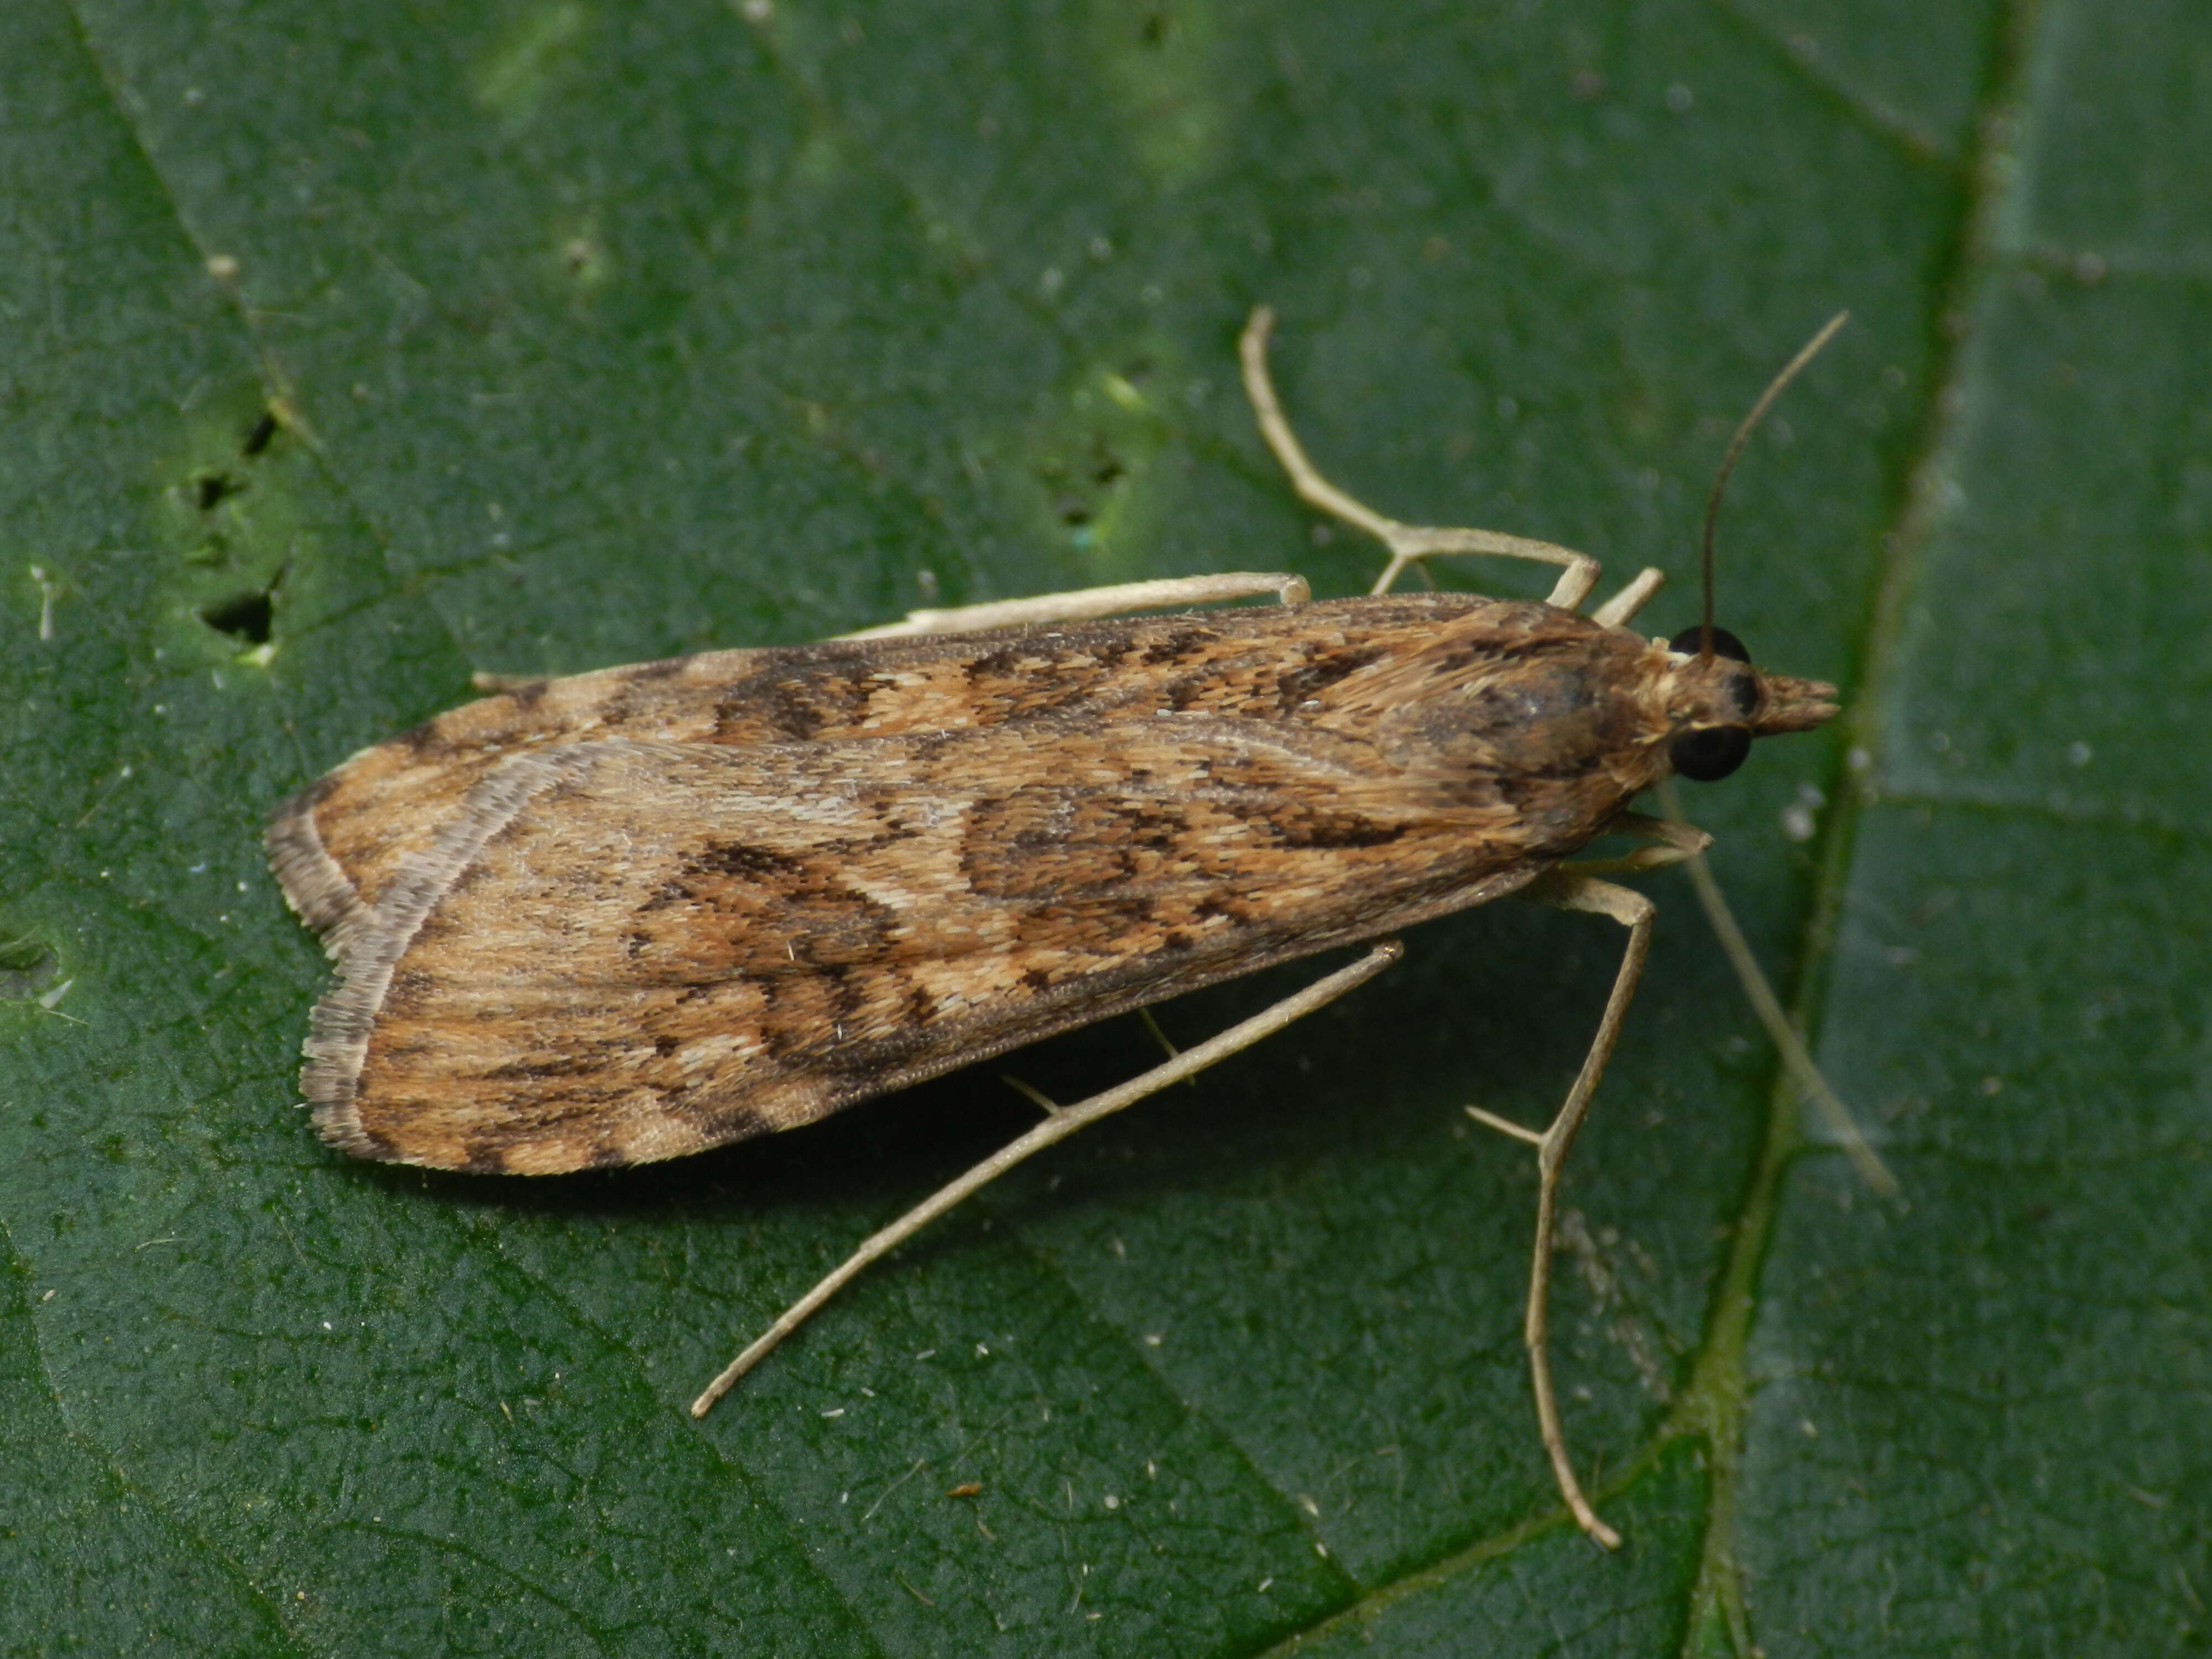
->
[1672,0,2047,1648]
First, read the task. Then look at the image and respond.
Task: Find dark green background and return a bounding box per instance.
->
[3,1,2204,1653]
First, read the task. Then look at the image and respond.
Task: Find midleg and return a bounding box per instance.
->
[1542,810,1711,881]
[692,940,1404,1416]
[1239,307,1604,611]
[1462,868,1656,1550]
[1589,566,1667,629]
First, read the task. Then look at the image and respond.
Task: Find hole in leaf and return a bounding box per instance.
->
[194,471,247,511]
[242,411,278,456]
[0,934,56,1002]
[200,589,274,644]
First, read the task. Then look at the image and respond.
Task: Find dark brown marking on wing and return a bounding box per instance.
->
[1276,641,1390,710]
[693,841,808,881]
[741,658,886,740]
[462,1140,521,1175]
[1264,810,1410,851]
[481,1049,629,1082]
[394,716,453,759]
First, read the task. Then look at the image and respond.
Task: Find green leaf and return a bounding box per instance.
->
[3,0,2203,1652]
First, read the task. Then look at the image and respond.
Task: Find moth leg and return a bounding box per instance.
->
[1463,868,1654,1550]
[839,571,1312,639]
[691,940,1405,1417]
[1540,811,1711,881]
[1589,566,1667,629]
[1240,306,1602,611]
[1552,797,1892,1161]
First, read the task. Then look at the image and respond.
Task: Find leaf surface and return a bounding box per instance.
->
[3,1,2203,1652]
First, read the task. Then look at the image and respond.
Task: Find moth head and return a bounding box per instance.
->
[1660,625,1838,782]
[1662,311,1849,781]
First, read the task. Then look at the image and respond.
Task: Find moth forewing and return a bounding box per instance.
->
[267,306,1844,1551]
[272,594,1745,1174]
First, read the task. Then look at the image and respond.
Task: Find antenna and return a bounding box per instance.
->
[1698,311,1850,660]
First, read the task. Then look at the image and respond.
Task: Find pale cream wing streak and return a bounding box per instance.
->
[302,744,605,1157]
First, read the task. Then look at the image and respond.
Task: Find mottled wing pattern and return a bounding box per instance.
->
[271,596,1678,1172]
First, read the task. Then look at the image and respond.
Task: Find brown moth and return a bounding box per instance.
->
[267,307,1846,1547]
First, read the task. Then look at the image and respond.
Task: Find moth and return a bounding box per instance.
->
[268,307,1851,1548]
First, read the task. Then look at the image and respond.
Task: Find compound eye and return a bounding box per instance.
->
[1668,624,1761,717]
[1670,724,1752,782]
[1668,624,1752,664]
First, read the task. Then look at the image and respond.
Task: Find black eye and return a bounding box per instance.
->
[1668,624,1751,664]
[1670,724,1752,782]
[1668,624,1761,719]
